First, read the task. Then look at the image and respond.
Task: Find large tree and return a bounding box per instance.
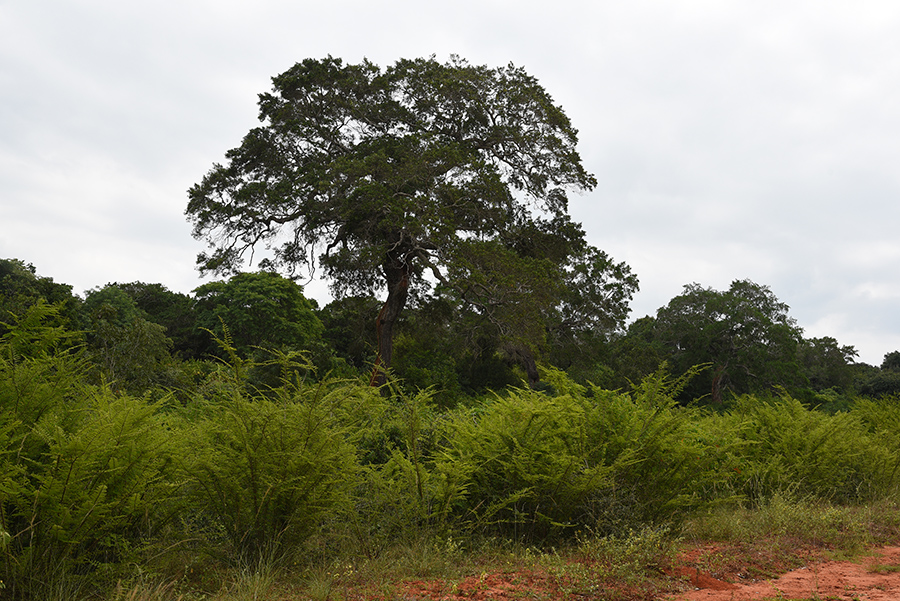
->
[186,56,608,385]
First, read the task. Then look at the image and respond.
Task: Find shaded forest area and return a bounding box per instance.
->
[3,257,895,409]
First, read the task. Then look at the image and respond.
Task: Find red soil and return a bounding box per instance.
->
[342,542,900,600]
[666,545,900,601]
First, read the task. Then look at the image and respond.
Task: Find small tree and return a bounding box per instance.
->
[82,285,173,393]
[653,279,805,402]
[186,56,621,386]
[193,271,324,357]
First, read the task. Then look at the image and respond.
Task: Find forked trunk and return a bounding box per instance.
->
[370,257,410,388]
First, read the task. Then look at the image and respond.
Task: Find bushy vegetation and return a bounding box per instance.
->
[2,293,900,600]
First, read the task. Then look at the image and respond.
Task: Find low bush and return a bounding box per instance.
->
[437,387,614,542]
[175,360,359,564]
[724,394,892,503]
[581,368,738,531]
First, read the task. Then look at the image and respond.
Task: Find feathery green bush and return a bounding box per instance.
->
[176,352,359,564]
[0,303,176,599]
[581,368,738,531]
[437,387,611,542]
[725,394,884,503]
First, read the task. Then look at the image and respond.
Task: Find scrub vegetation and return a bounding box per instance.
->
[1,280,900,600]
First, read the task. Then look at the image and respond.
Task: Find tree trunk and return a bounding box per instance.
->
[520,350,540,388]
[504,343,541,388]
[370,255,411,388]
[711,364,726,403]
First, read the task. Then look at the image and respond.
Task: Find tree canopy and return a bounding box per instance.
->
[193,271,324,357]
[82,285,173,393]
[653,279,805,402]
[113,281,203,359]
[0,258,81,331]
[186,56,634,384]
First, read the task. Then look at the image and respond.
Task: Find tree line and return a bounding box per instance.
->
[175,55,895,408]
[1,257,896,409]
[5,56,890,405]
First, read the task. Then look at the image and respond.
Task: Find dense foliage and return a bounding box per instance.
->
[5,53,900,601]
[2,271,900,599]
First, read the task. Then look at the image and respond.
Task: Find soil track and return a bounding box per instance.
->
[666,545,900,601]
[377,543,900,601]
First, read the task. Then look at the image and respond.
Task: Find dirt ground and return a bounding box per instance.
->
[665,545,900,601]
[374,543,900,601]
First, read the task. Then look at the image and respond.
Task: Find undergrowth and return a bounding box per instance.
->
[4,305,900,599]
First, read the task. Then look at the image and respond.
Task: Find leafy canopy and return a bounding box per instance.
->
[193,270,324,355]
[186,55,596,295]
[0,258,81,331]
[653,279,805,402]
[186,56,642,385]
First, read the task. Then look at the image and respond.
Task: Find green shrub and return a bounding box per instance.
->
[431,367,739,542]
[437,387,614,542]
[0,303,176,599]
[724,394,881,503]
[573,366,739,531]
[847,396,900,498]
[318,385,470,559]
[178,369,359,562]
[16,393,173,577]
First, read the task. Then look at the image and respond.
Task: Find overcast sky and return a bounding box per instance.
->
[2,1,900,364]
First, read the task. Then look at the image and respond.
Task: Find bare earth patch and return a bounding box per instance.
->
[337,542,900,600]
[666,545,900,601]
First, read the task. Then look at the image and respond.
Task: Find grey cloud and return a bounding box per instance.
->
[3,0,900,363]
